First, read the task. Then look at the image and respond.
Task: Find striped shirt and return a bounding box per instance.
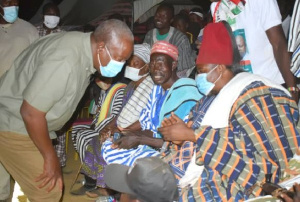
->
[72,84,125,161]
[181,81,300,201]
[117,76,154,128]
[102,85,166,166]
[144,27,196,73]
[139,85,168,138]
[288,0,300,77]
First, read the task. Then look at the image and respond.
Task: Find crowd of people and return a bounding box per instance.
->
[0,0,300,202]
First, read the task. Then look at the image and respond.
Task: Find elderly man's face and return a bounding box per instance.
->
[149,53,174,86]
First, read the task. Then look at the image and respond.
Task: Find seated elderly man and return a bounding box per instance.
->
[158,22,300,201]
[75,41,202,200]
[102,41,201,165]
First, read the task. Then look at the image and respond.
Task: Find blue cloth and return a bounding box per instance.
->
[158,78,203,137]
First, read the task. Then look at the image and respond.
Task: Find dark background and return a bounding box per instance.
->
[18,0,295,25]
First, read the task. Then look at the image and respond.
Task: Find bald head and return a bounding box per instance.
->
[93,19,133,47]
[91,19,134,73]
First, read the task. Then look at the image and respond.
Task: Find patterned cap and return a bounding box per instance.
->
[151,41,179,61]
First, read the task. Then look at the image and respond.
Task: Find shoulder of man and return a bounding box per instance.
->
[170,27,191,46]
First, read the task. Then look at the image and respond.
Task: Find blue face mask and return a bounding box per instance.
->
[195,65,221,95]
[0,6,19,23]
[98,45,125,77]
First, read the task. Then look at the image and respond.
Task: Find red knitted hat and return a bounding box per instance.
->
[196,22,233,65]
[151,41,179,61]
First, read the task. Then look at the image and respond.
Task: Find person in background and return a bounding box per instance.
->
[189,7,205,30]
[0,0,38,78]
[158,21,300,201]
[143,3,196,78]
[288,0,300,79]
[36,2,62,37]
[0,0,38,200]
[172,14,193,44]
[277,0,293,39]
[0,19,133,202]
[210,0,299,102]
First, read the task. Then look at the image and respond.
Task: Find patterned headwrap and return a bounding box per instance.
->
[151,41,179,61]
[134,43,151,64]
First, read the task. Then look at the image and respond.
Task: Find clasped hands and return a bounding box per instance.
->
[158,112,195,144]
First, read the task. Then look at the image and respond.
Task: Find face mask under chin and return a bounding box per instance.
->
[124,64,148,81]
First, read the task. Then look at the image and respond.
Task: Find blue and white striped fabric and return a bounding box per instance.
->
[102,80,201,167]
[139,85,165,138]
[102,85,165,166]
[101,140,160,166]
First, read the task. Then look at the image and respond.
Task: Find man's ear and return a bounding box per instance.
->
[97,41,106,53]
[172,61,178,71]
[217,64,226,73]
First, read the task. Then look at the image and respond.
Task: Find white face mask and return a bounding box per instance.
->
[124,64,148,81]
[44,15,60,29]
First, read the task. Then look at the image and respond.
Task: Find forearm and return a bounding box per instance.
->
[267,26,296,88]
[138,135,164,148]
[273,40,296,88]
[123,120,141,131]
[139,129,156,138]
[20,101,57,161]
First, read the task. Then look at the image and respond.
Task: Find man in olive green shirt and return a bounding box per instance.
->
[0,19,133,202]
